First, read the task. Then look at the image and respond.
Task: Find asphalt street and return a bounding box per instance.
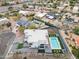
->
[0,3,23,13]
[0,31,15,59]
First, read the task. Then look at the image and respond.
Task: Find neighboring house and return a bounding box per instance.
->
[74,16,79,23]
[63,17,74,25]
[19,10,29,16]
[19,10,34,16]
[46,12,60,20]
[35,12,47,19]
[72,6,79,13]
[24,29,49,48]
[7,1,16,5]
[16,20,30,27]
[15,0,29,3]
[0,18,9,25]
[75,36,79,47]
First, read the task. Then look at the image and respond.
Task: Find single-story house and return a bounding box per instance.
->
[46,15,54,19]
[35,12,47,18]
[63,18,74,24]
[24,29,49,48]
[19,10,35,16]
[74,16,79,23]
[46,12,59,20]
[0,18,9,25]
[73,36,79,47]
[19,10,29,16]
[73,6,79,13]
[75,37,79,47]
[7,1,16,5]
[16,20,30,27]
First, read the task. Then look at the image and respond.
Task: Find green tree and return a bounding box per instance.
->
[73,26,79,35]
[27,16,34,21]
[17,43,23,49]
[5,12,9,17]
[1,3,9,6]
[50,0,54,3]
[6,22,11,27]
[28,24,36,29]
[76,13,79,17]
[27,13,35,21]
[72,46,79,59]
[69,0,77,7]
[23,4,28,9]
[8,7,14,11]
[13,12,20,16]
[23,57,27,59]
[52,3,57,8]
[0,14,3,18]
[18,26,26,33]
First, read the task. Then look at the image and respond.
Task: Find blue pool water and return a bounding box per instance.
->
[49,37,61,49]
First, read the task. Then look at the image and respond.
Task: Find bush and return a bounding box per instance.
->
[8,7,13,11]
[6,22,11,27]
[18,26,26,33]
[28,24,37,29]
[52,3,57,8]
[69,0,77,6]
[73,27,79,35]
[72,46,79,59]
[5,13,9,17]
[1,3,9,6]
[76,13,79,17]
[0,14,3,18]
[23,4,28,9]
[17,43,23,49]
[13,12,20,16]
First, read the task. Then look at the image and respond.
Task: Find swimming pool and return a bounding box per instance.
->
[49,37,61,49]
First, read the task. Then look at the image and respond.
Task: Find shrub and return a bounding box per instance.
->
[72,46,79,59]
[17,43,23,49]
[18,26,26,33]
[73,27,79,35]
[23,4,28,9]
[0,14,3,18]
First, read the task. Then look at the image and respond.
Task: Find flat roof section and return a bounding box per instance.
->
[24,29,49,48]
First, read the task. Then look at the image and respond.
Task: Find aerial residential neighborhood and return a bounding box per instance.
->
[0,0,79,59]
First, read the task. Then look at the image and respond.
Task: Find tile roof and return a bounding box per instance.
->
[75,36,79,46]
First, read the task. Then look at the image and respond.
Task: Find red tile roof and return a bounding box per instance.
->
[75,36,79,46]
